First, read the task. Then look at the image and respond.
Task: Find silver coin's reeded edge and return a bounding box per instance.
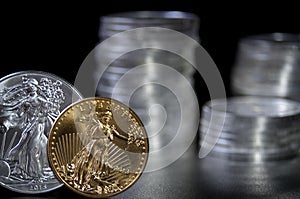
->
[0,70,83,194]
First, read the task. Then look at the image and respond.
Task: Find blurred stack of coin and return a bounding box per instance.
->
[94,11,200,168]
[199,96,300,162]
[231,33,300,101]
[96,11,199,95]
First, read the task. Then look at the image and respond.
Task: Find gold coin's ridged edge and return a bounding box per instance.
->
[47,97,149,198]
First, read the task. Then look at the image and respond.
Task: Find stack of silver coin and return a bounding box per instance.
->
[231,33,300,101]
[96,11,199,95]
[199,96,300,162]
[94,11,200,168]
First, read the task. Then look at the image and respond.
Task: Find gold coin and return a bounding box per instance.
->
[47,97,149,198]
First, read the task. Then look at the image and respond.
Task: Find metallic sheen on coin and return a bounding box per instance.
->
[0,71,83,193]
[48,97,149,198]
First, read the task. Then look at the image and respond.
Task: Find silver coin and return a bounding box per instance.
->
[204,96,300,117]
[200,144,298,162]
[200,119,300,135]
[0,71,83,193]
[200,131,297,148]
[201,96,300,126]
[100,11,199,27]
[100,23,195,32]
[200,140,299,160]
[200,126,300,141]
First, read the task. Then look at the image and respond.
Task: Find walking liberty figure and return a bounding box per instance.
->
[0,76,65,181]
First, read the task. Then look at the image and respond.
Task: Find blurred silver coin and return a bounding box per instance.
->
[99,11,200,40]
[101,49,194,71]
[106,65,131,74]
[201,96,300,128]
[99,83,169,97]
[200,125,300,141]
[100,23,195,32]
[200,144,298,162]
[201,131,297,148]
[204,96,300,117]
[200,123,299,141]
[100,11,199,22]
[202,141,298,156]
[200,118,300,133]
[200,123,300,141]
[0,71,83,193]
[231,81,300,99]
[99,29,199,40]
[200,115,300,133]
[201,135,298,152]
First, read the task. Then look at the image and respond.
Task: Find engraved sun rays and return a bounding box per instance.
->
[52,132,131,172]
[53,133,81,167]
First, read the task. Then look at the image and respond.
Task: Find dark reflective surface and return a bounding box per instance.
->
[2,140,300,198]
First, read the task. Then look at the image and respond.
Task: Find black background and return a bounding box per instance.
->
[1,2,300,198]
[1,1,299,100]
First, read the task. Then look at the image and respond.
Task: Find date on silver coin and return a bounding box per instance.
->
[0,71,83,193]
